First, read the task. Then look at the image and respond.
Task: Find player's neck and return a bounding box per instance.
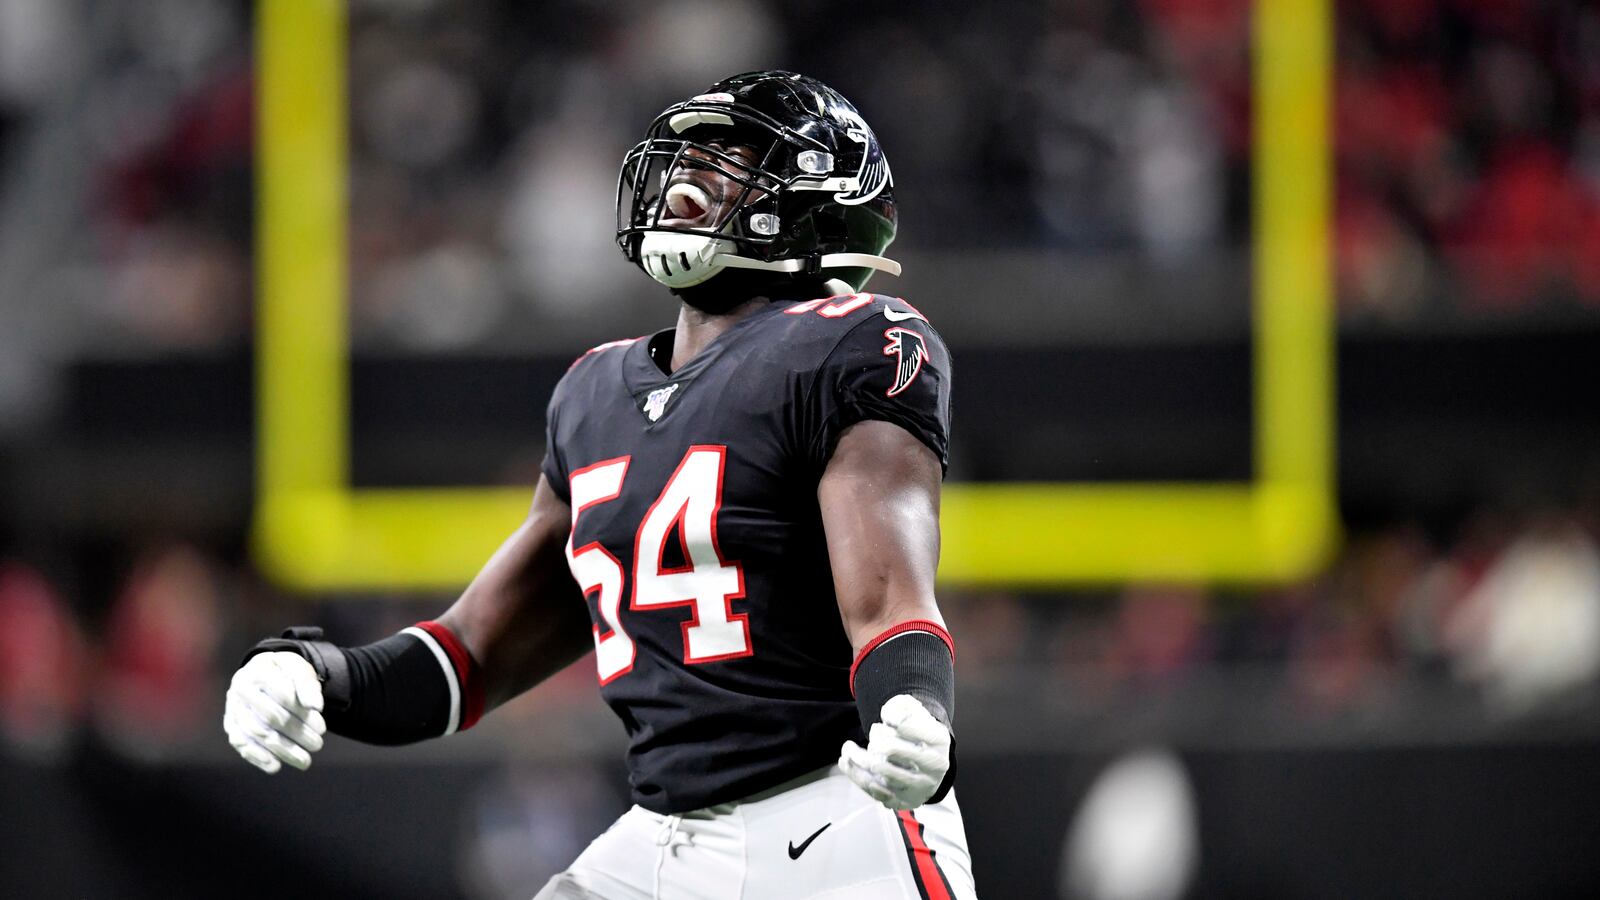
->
[669,297,768,372]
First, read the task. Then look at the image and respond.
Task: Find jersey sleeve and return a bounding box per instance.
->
[804,313,953,474]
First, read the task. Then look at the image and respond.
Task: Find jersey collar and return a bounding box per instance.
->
[623,300,789,391]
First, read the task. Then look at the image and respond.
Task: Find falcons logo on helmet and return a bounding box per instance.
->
[832,108,893,206]
[882,327,928,397]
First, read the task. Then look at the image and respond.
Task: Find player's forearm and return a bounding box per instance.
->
[249,580,584,747]
[241,622,479,745]
[436,482,592,710]
[436,519,592,711]
[247,482,590,745]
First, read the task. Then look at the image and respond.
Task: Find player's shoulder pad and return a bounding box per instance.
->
[567,336,643,373]
[550,335,643,414]
[774,292,933,329]
[769,292,943,357]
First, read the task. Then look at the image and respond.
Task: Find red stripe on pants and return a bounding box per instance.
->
[897,810,953,900]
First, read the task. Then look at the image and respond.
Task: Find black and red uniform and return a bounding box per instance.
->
[540,292,951,814]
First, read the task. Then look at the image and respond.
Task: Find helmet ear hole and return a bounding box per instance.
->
[812,210,849,246]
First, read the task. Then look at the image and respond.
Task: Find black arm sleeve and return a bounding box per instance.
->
[244,623,481,746]
[850,621,958,802]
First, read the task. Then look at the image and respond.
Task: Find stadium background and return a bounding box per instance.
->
[1,0,1599,896]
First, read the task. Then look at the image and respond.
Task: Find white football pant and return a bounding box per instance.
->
[533,765,976,900]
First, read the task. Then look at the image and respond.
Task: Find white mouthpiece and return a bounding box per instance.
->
[664,183,711,220]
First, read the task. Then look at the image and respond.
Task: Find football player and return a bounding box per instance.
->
[226,70,974,899]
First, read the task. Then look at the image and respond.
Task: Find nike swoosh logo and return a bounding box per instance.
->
[882,307,927,323]
[787,822,831,860]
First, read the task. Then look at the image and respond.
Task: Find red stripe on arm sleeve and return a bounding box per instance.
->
[416,621,486,731]
[849,619,955,695]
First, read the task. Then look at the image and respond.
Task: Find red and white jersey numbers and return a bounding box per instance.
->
[567,447,749,684]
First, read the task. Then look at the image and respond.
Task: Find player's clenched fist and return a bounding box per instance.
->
[838,694,951,810]
[224,651,327,773]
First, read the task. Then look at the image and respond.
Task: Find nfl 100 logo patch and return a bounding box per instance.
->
[642,383,679,422]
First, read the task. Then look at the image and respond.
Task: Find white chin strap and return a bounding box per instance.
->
[713,251,902,278]
[638,231,900,290]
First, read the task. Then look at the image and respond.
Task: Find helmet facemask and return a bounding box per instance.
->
[618,131,787,289]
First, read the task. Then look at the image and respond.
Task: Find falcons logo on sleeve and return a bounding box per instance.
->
[881,327,928,397]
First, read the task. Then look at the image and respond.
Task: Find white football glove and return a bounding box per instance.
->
[224,651,327,773]
[838,694,951,810]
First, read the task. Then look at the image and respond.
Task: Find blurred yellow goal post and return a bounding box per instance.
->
[253,0,1336,591]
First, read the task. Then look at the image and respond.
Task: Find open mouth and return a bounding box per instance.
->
[659,181,714,226]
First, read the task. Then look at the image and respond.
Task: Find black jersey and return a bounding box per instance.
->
[541,292,952,814]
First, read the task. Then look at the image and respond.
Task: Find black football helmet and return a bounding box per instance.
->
[616,70,899,296]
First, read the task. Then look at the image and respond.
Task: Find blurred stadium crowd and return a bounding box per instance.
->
[0,0,1597,741]
[0,0,1596,376]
